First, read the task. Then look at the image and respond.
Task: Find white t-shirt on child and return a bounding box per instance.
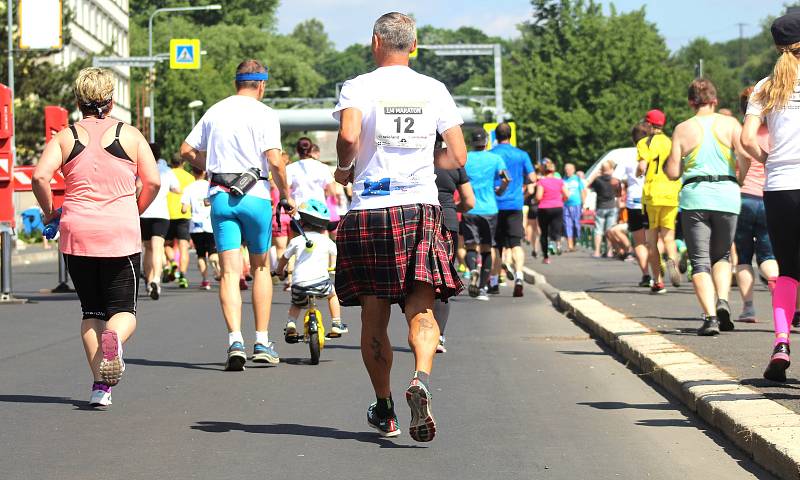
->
[283,231,337,286]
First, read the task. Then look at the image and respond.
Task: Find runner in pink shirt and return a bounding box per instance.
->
[535,159,569,264]
[32,68,159,408]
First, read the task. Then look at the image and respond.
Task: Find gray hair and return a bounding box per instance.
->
[373,12,416,52]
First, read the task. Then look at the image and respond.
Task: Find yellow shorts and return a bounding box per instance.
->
[645,205,678,230]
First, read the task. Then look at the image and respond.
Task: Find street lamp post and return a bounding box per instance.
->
[147,4,221,142]
[187,99,203,126]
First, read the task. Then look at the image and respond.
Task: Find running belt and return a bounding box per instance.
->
[681,175,737,188]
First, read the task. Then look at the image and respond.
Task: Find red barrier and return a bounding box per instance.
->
[0,84,15,228]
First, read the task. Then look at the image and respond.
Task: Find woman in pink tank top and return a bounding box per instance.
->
[32,67,160,408]
[535,159,569,263]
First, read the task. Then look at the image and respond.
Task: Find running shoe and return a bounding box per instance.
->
[161,267,171,284]
[638,275,653,288]
[252,342,280,364]
[513,279,524,298]
[678,251,689,274]
[89,383,112,407]
[531,249,538,258]
[716,299,734,331]
[178,277,189,289]
[737,303,757,323]
[764,343,791,383]
[201,280,211,291]
[667,258,681,288]
[650,282,666,295]
[225,341,247,371]
[367,402,401,437]
[436,336,447,354]
[457,263,467,274]
[468,269,480,297]
[503,263,514,281]
[697,314,720,336]
[406,376,436,442]
[245,273,253,282]
[99,330,125,386]
[487,284,500,295]
[149,281,160,300]
[793,312,800,329]
[476,288,489,301]
[329,321,349,337]
[543,257,551,265]
[239,278,249,290]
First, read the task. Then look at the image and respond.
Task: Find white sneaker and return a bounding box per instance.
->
[476,288,490,301]
[285,321,297,336]
[89,386,112,407]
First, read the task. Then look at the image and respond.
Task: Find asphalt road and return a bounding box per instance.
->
[527,248,800,414]
[0,261,772,479]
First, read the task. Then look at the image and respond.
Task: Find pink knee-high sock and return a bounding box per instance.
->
[773,276,799,346]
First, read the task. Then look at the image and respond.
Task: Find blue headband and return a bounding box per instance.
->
[235,71,269,82]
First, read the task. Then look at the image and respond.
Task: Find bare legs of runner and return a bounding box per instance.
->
[646,227,678,286]
[691,261,732,316]
[359,282,439,398]
[81,313,136,381]
[218,248,272,336]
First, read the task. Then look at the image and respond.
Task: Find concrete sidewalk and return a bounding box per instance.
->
[523,249,797,413]
[10,242,58,267]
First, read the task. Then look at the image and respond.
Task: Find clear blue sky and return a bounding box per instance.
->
[276,0,789,52]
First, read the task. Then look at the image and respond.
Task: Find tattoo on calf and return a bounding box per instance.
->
[371,336,388,365]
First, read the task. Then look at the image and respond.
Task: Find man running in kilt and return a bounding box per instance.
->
[332,12,467,442]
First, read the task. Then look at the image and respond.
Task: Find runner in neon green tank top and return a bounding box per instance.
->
[666,78,748,337]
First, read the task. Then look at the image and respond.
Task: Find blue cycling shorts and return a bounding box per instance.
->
[210,192,272,254]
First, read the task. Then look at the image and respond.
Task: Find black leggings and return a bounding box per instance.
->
[764,190,800,281]
[537,207,563,258]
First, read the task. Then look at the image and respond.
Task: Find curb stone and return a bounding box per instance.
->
[523,266,800,480]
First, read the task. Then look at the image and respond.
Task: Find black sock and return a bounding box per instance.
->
[466,250,478,271]
[480,251,492,288]
[375,396,394,418]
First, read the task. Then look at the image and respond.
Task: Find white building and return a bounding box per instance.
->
[52,0,131,123]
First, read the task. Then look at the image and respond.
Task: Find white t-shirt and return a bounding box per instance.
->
[286,159,333,206]
[185,95,282,200]
[283,231,337,286]
[747,75,800,191]
[180,179,212,233]
[332,66,463,210]
[613,159,644,209]
[141,159,180,219]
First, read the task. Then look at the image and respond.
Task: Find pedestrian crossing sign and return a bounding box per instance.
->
[170,39,201,70]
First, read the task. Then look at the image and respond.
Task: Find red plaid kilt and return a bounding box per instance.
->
[335,204,463,307]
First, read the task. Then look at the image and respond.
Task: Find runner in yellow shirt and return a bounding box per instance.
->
[165,157,195,288]
[637,109,682,294]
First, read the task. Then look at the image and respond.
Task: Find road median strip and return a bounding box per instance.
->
[523,266,800,480]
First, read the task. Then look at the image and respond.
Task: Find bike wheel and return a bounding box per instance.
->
[309,331,320,365]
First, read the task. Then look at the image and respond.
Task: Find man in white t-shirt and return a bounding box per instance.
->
[140,143,181,300]
[180,59,294,371]
[332,12,467,442]
[180,167,219,290]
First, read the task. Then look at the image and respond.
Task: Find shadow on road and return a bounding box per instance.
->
[190,421,422,449]
[0,394,90,410]
[578,401,674,410]
[324,344,412,353]
[124,358,223,371]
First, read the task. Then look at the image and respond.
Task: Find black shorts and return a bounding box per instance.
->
[140,218,169,240]
[64,253,141,321]
[291,278,334,307]
[527,205,538,220]
[190,232,217,257]
[494,210,524,248]
[626,207,649,232]
[166,219,191,241]
[460,213,497,247]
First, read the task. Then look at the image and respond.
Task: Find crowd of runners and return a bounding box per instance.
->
[25,9,800,441]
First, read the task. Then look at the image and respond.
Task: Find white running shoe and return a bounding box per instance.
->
[89,385,112,407]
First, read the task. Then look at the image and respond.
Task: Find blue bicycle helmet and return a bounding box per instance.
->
[298,199,330,228]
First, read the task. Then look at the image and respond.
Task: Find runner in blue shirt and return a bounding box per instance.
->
[462,128,509,301]
[562,163,586,252]
[491,123,536,297]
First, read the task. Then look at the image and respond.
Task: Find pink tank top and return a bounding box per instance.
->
[740,159,766,198]
[538,177,565,209]
[59,117,141,257]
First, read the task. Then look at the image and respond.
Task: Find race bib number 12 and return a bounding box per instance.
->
[375,101,433,149]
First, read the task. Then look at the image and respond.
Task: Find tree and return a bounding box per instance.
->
[505,0,689,169]
[291,19,335,62]
[673,38,741,110]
